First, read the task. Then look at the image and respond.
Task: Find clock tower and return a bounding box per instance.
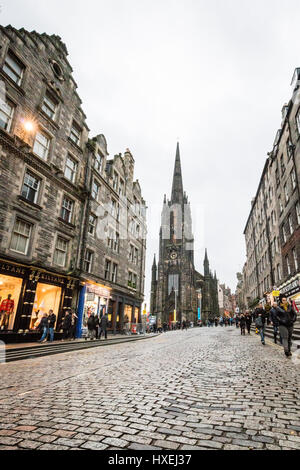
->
[150,143,198,324]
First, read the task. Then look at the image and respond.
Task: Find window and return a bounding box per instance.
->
[112,171,118,191]
[296,202,300,225]
[136,224,140,238]
[277,264,281,281]
[64,156,77,183]
[291,168,297,190]
[69,122,81,146]
[33,131,50,160]
[21,171,40,204]
[113,232,119,253]
[286,256,291,275]
[94,151,103,173]
[88,214,97,236]
[119,179,125,196]
[104,260,111,280]
[54,237,68,267]
[279,195,283,213]
[134,248,138,265]
[61,196,73,223]
[10,219,32,254]
[3,52,24,85]
[296,109,300,134]
[280,155,285,176]
[284,183,289,203]
[288,214,293,234]
[287,138,293,160]
[42,93,57,120]
[92,180,100,200]
[282,224,287,244]
[83,249,93,273]
[168,274,179,295]
[111,263,118,283]
[293,248,298,271]
[0,99,14,132]
[128,271,137,289]
[275,168,280,186]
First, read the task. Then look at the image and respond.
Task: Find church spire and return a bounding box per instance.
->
[171,142,184,204]
[204,248,210,276]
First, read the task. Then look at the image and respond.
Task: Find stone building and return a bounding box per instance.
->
[0,25,146,341]
[242,69,300,310]
[150,144,219,324]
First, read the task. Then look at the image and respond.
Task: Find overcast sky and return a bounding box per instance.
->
[2,0,299,307]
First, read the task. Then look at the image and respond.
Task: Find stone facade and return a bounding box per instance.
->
[0,26,146,338]
[242,69,300,309]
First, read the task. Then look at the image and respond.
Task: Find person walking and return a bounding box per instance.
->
[86,312,97,340]
[99,313,108,340]
[275,297,297,357]
[270,302,281,344]
[245,311,252,335]
[240,313,246,335]
[38,313,49,343]
[62,310,72,340]
[69,312,78,340]
[254,304,267,345]
[48,310,56,342]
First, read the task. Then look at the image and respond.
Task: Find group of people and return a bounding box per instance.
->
[237,296,297,358]
[85,312,109,340]
[37,310,77,343]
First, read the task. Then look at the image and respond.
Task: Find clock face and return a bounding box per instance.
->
[170,251,178,260]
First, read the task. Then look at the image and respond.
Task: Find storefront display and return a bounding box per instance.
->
[0,274,23,330]
[82,283,110,327]
[30,283,62,330]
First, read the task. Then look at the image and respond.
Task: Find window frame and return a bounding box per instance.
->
[33,130,51,161]
[10,218,32,255]
[21,170,40,204]
[3,51,24,85]
[54,236,68,267]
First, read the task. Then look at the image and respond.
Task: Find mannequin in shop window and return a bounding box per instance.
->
[0,294,14,330]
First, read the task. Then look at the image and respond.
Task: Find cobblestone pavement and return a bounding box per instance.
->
[0,327,300,450]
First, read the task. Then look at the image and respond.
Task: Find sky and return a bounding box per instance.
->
[2,0,300,307]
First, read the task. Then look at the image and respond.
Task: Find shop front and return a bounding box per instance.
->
[77,282,142,337]
[279,275,300,312]
[0,259,79,343]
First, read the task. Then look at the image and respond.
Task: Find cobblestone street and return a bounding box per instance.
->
[0,327,300,451]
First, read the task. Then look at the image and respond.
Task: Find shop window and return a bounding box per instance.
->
[124,304,132,323]
[10,219,32,255]
[21,171,40,204]
[30,283,62,331]
[0,98,14,132]
[54,237,68,267]
[0,275,22,330]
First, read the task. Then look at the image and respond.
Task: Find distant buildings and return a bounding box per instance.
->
[0,25,146,341]
[240,69,300,311]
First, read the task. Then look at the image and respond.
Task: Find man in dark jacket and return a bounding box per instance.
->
[275,297,297,357]
[62,311,72,340]
[48,310,56,342]
[99,313,108,340]
[245,311,252,335]
[240,314,246,335]
[87,313,97,340]
[270,302,281,344]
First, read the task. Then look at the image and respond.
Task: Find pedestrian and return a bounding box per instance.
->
[94,314,100,339]
[240,313,246,335]
[235,315,240,328]
[48,309,56,342]
[270,302,281,344]
[254,304,267,345]
[86,312,97,340]
[62,310,72,340]
[214,317,218,327]
[99,312,108,340]
[275,297,297,357]
[37,313,49,343]
[69,312,78,340]
[245,311,252,335]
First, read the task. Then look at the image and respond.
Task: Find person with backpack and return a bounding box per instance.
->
[254,304,267,345]
[275,297,297,357]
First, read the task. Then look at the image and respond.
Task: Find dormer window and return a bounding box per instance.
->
[94,151,103,173]
[3,52,24,85]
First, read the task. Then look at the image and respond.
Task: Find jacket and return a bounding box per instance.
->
[63,314,72,329]
[254,308,267,325]
[100,315,108,329]
[270,307,279,326]
[245,315,252,326]
[240,316,246,327]
[275,305,297,327]
[87,315,96,330]
[39,316,49,330]
[48,313,56,328]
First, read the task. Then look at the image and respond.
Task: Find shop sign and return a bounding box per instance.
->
[86,284,110,298]
[0,262,26,276]
[272,290,280,297]
[38,272,65,285]
[280,279,300,298]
